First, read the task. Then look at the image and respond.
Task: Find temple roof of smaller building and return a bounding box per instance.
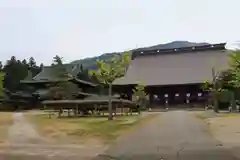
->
[33,64,78,81]
[21,64,97,87]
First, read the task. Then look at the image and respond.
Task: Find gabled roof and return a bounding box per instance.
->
[21,64,97,87]
[33,64,78,81]
[114,43,229,86]
[132,43,226,60]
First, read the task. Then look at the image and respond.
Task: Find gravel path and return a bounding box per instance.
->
[8,112,44,144]
[95,111,239,160]
[4,112,107,159]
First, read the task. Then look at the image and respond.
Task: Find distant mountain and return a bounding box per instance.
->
[71,41,209,69]
[134,41,209,51]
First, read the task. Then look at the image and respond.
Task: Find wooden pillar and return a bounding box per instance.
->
[58,108,62,118]
[164,94,169,109]
[68,109,70,117]
[149,94,153,106]
[121,107,123,116]
[75,104,78,117]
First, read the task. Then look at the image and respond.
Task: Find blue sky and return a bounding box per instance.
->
[0,0,239,65]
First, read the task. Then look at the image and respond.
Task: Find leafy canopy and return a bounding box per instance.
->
[0,72,4,97]
[49,56,76,100]
[53,55,63,65]
[228,50,240,88]
[132,83,147,100]
[89,51,130,84]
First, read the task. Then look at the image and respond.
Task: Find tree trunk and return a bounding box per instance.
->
[212,68,219,113]
[108,83,113,120]
[213,91,219,113]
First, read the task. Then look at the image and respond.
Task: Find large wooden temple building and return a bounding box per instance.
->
[113,43,229,106]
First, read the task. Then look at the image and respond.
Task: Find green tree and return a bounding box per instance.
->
[50,56,77,100]
[53,55,63,65]
[203,68,227,112]
[229,50,240,87]
[0,72,4,97]
[89,52,130,120]
[3,56,28,91]
[132,83,147,111]
[40,63,44,70]
[0,61,2,71]
[227,50,240,105]
[28,57,36,68]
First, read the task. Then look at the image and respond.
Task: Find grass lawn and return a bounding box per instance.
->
[217,113,240,118]
[0,112,12,143]
[25,112,158,144]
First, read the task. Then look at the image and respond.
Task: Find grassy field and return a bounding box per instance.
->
[0,112,12,143]
[25,112,158,144]
[217,113,240,118]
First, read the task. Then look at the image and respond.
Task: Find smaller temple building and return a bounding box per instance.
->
[5,64,98,109]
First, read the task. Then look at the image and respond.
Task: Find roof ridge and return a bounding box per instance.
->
[132,43,226,60]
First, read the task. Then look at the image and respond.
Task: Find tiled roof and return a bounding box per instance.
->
[33,64,78,81]
[21,64,97,87]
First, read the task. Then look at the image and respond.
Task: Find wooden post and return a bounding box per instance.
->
[48,111,51,119]
[68,109,70,117]
[75,104,78,117]
[164,94,169,109]
[58,108,62,118]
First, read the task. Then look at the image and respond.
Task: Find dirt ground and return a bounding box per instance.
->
[206,115,240,147]
[0,111,159,159]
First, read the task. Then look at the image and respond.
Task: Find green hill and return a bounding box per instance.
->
[71,41,209,69]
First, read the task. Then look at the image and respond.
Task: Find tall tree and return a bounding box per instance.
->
[10,56,16,63]
[40,63,44,70]
[203,68,226,112]
[80,64,84,72]
[229,50,240,87]
[89,52,130,120]
[28,57,36,68]
[0,72,4,97]
[0,61,2,71]
[53,55,63,65]
[3,56,30,91]
[49,56,76,100]
[28,57,41,77]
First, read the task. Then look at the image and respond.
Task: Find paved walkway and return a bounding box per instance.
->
[95,111,240,160]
